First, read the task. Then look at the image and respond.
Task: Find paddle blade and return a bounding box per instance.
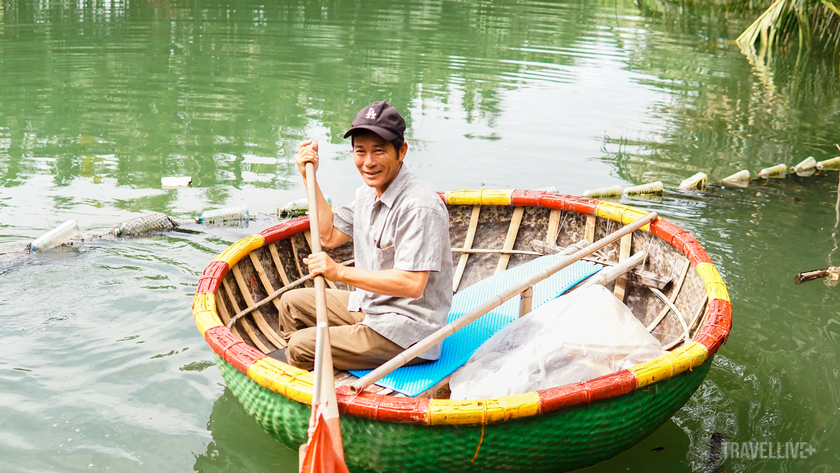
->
[299,408,349,473]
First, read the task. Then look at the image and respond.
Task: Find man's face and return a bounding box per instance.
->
[352,132,406,197]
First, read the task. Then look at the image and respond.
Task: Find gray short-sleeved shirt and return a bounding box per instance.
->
[332,165,453,360]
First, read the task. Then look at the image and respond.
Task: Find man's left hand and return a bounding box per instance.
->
[303,252,342,281]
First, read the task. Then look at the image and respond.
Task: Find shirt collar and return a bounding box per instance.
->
[376,164,410,208]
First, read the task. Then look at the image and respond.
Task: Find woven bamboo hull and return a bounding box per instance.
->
[218,354,711,472]
[193,190,732,472]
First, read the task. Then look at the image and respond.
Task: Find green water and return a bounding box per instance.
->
[2,0,840,471]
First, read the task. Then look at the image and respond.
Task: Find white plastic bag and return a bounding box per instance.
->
[449,285,666,400]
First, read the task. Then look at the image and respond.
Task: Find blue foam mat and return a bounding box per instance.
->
[349,256,602,397]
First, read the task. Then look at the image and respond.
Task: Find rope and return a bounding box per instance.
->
[471,403,488,463]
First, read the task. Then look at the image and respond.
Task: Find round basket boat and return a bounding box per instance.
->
[192,189,731,473]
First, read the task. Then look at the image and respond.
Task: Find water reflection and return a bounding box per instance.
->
[1,0,650,200]
[610,0,840,188]
[193,388,297,472]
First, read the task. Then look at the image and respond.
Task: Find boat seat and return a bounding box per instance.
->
[349,255,602,397]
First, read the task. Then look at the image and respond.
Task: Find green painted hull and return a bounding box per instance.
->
[217,355,712,472]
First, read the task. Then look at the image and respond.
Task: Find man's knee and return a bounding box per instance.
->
[279,289,312,313]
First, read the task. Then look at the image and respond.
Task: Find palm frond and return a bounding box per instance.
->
[737,0,840,55]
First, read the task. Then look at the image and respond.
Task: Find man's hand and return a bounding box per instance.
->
[296,140,319,178]
[304,251,342,281]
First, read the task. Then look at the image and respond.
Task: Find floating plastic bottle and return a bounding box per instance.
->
[29,220,79,252]
[758,164,787,179]
[277,197,331,219]
[535,186,558,193]
[678,172,708,191]
[160,176,192,188]
[720,170,750,187]
[793,157,816,176]
[197,205,249,224]
[624,193,663,204]
[623,181,663,195]
[113,213,178,237]
[817,157,840,171]
[582,185,623,198]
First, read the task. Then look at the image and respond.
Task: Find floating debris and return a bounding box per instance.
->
[197,205,249,224]
[624,181,663,195]
[161,176,192,189]
[720,169,750,187]
[795,267,840,285]
[113,213,178,237]
[624,193,663,203]
[817,157,840,171]
[29,220,80,252]
[678,172,708,191]
[758,164,787,179]
[277,197,332,219]
[535,186,558,193]
[582,185,623,198]
[793,157,816,176]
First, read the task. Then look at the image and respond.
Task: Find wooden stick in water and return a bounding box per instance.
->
[348,211,659,395]
[795,267,839,284]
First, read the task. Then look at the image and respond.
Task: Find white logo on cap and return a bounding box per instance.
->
[365,108,377,120]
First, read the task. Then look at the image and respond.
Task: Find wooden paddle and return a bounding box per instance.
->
[348,211,659,394]
[298,161,349,473]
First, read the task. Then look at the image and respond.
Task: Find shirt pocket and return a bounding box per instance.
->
[373,245,396,272]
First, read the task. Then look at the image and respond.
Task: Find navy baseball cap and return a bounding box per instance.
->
[343,101,406,142]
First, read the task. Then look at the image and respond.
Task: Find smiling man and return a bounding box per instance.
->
[277,101,453,371]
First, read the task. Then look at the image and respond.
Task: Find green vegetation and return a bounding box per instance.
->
[737,0,840,58]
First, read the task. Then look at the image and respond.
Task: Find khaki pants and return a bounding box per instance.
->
[277,288,423,371]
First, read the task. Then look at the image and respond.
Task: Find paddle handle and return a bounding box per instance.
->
[300,160,347,468]
[348,211,659,394]
[305,163,332,403]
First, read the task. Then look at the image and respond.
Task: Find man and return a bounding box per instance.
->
[278,101,453,371]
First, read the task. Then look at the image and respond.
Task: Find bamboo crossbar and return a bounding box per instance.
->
[646,259,691,332]
[451,248,541,255]
[663,296,707,350]
[227,259,354,329]
[578,250,647,290]
[496,206,525,274]
[348,211,658,394]
[650,287,690,346]
[222,278,272,353]
[452,205,481,292]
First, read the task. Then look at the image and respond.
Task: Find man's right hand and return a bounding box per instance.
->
[296,140,319,178]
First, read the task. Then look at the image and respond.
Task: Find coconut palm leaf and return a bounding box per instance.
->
[737,0,840,55]
[736,0,796,51]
